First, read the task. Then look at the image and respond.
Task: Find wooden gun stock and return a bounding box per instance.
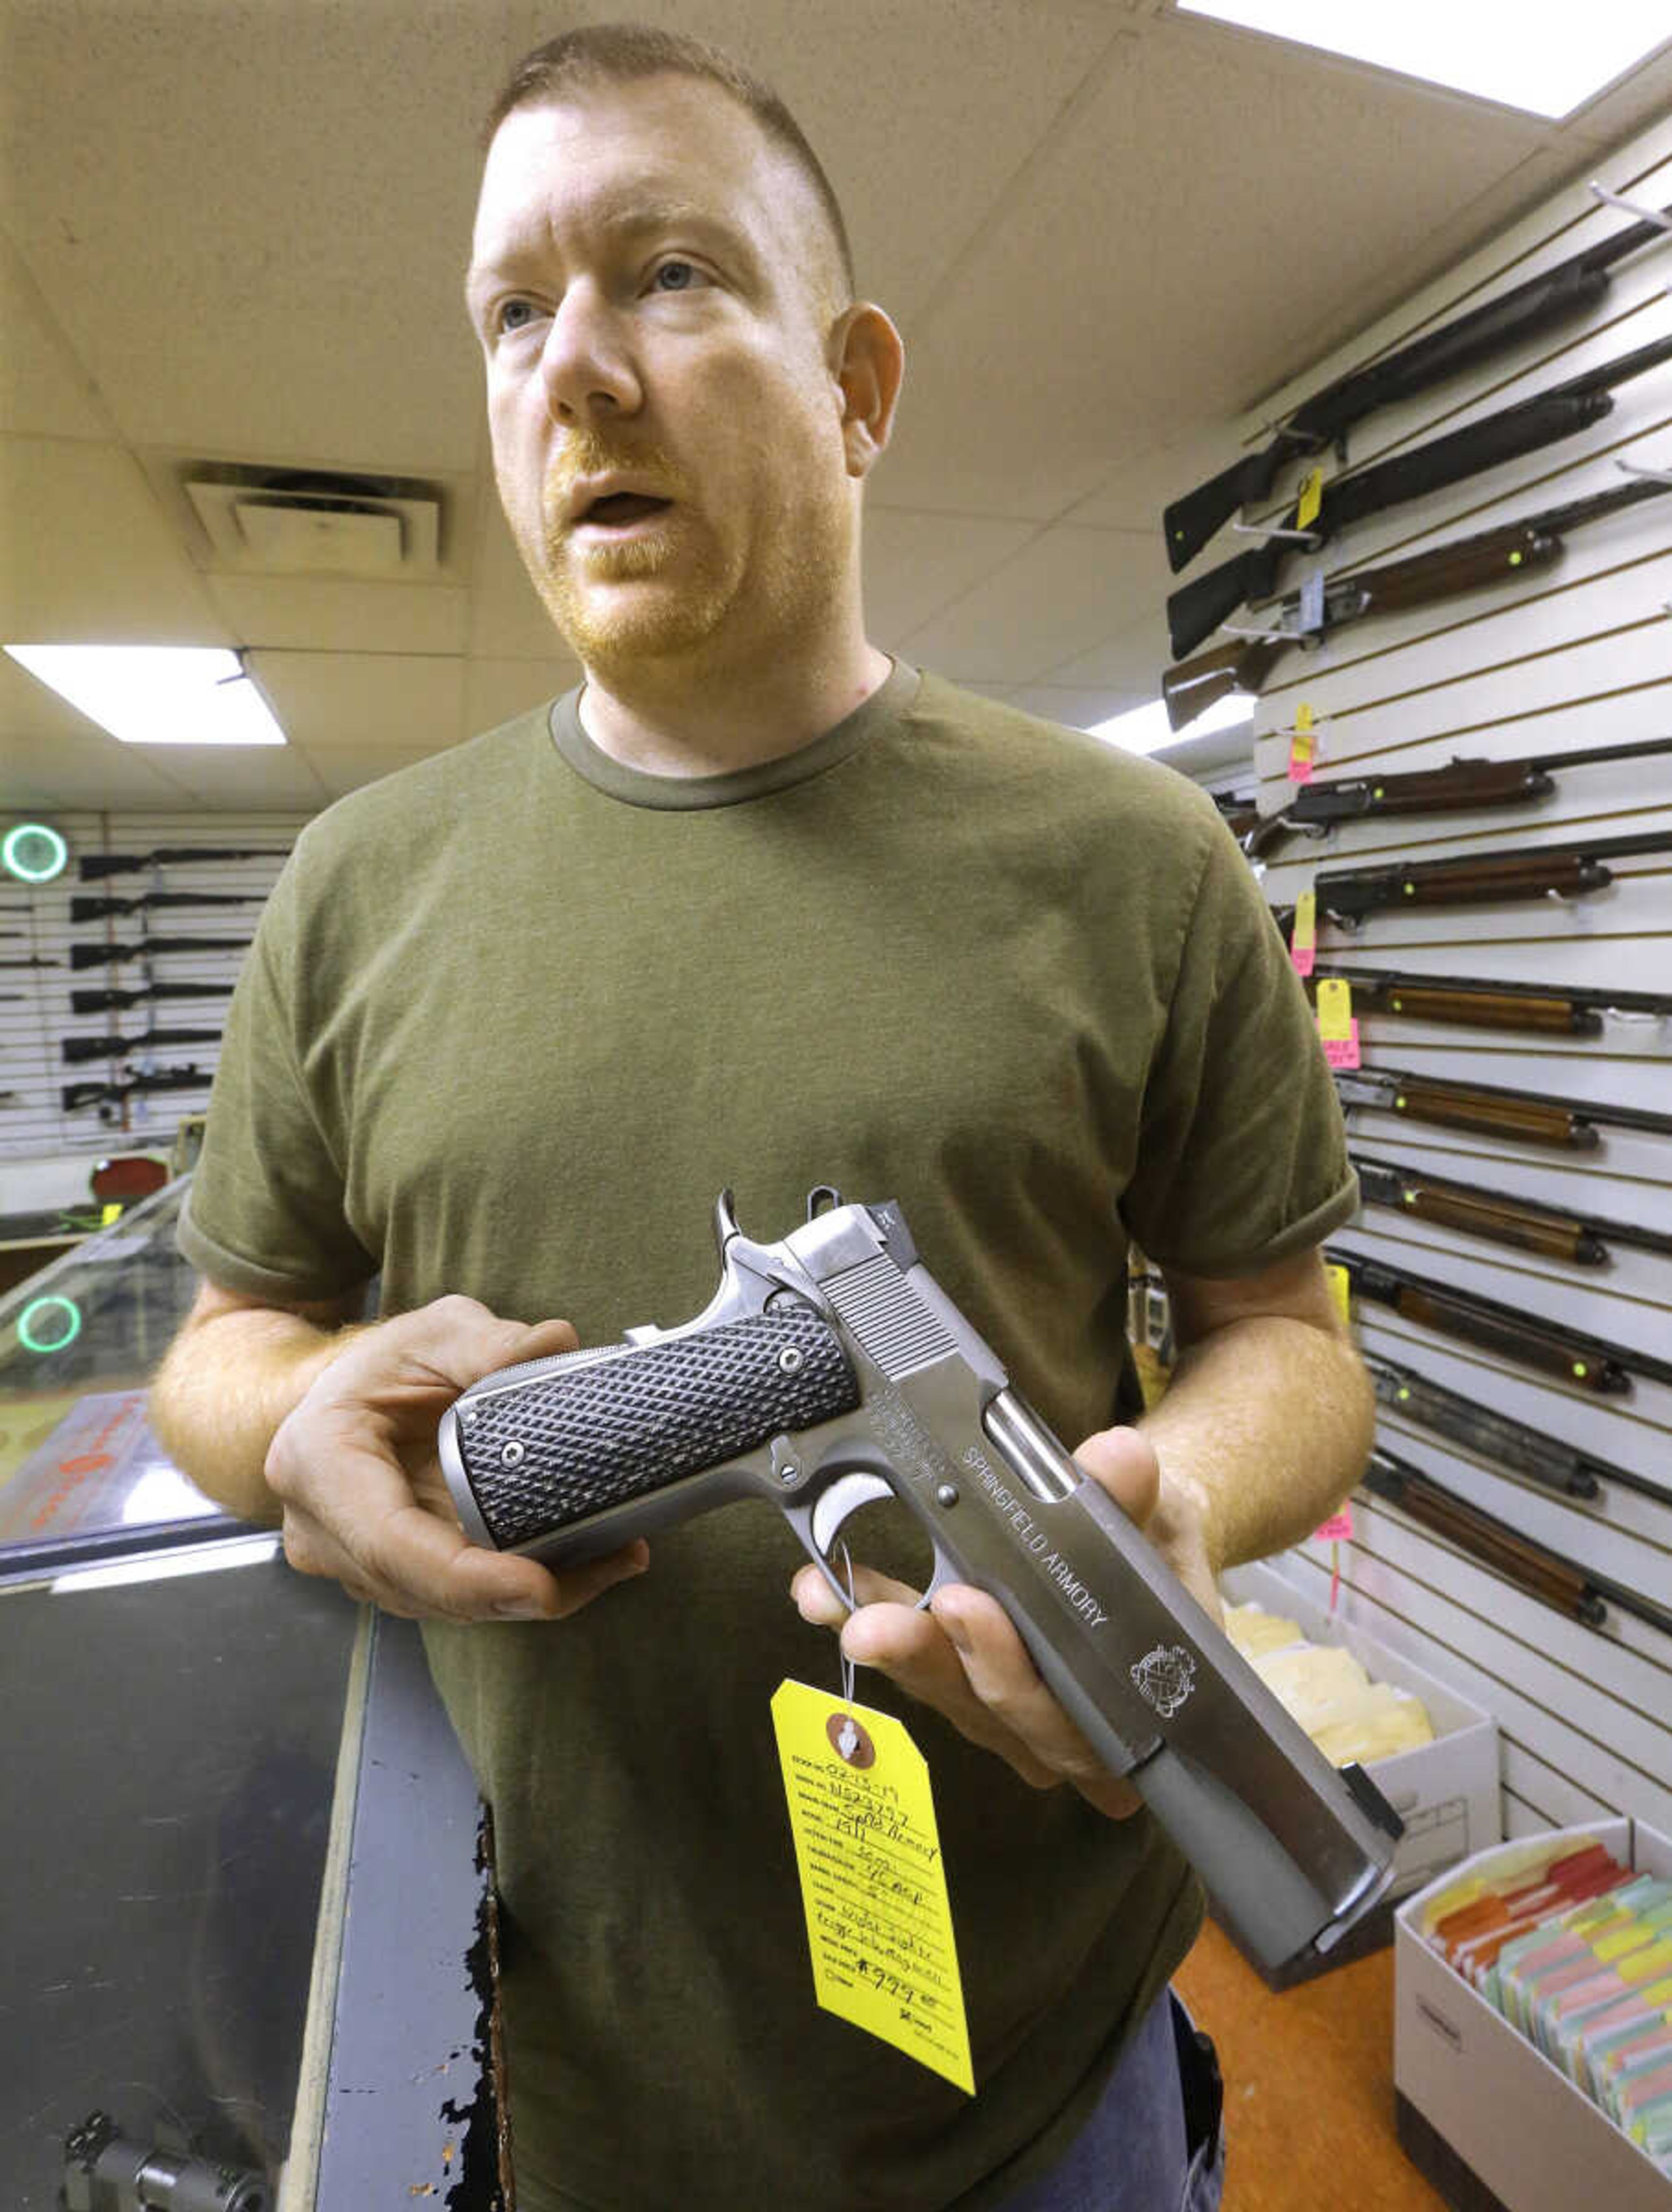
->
[1333,980,1600,1036]
[1365,1460,1605,1625]
[1345,522,1564,619]
[1163,637,1291,732]
[1379,1283,1627,1393]
[1375,1079,1598,1150]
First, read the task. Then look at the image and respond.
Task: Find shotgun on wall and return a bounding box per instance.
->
[1326,1247,1672,1395]
[1361,1447,1672,1639]
[1349,1152,1672,1266]
[1164,479,1672,732]
[1162,187,1672,573]
[1230,733,1672,861]
[1271,827,1672,932]
[1165,329,1672,659]
[1307,964,1672,1038]
[1333,1065,1672,1152]
[1365,1351,1660,1504]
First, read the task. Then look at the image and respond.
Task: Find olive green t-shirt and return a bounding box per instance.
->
[179,663,1355,2211]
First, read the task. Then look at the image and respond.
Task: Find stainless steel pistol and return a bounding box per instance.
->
[438,1188,1402,1970]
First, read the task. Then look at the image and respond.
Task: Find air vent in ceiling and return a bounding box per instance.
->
[182,465,443,578]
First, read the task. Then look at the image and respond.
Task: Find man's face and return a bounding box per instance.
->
[466,74,856,681]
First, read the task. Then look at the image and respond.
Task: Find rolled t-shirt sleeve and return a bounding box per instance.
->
[1119,815,1358,1277]
[176,850,377,1299]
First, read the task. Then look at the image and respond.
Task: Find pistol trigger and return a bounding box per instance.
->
[922,1548,963,1612]
[809,1470,893,1558]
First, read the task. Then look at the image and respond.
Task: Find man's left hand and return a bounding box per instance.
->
[790,1424,1223,1821]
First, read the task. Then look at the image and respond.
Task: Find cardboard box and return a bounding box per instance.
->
[1395,1819,1672,2212]
[1222,1560,1502,1907]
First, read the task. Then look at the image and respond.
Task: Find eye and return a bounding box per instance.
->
[494,297,541,335]
[651,258,703,293]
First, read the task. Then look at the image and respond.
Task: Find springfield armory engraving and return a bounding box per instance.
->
[438,1188,1402,1972]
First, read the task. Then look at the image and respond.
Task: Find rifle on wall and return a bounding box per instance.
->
[1335,1065,1672,1151]
[1163,189,1672,573]
[71,892,261,922]
[1350,1152,1672,1266]
[70,981,234,1013]
[61,1065,213,1111]
[1164,479,1672,732]
[1327,1246,1672,1394]
[1365,1352,1658,1503]
[61,1028,225,1064]
[78,847,288,880]
[1230,734,1672,860]
[1309,964,1672,1038]
[1292,827,1672,931]
[1165,330,1672,658]
[1361,1448,1671,1638]
[68,936,253,971]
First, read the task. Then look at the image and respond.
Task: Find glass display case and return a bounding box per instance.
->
[0,1181,503,2209]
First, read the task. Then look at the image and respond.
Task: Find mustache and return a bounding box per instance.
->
[543,431,691,519]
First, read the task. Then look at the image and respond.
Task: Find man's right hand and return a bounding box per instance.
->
[265,1296,648,1622]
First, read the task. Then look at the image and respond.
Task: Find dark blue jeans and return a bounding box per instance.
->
[991,1991,1226,2212]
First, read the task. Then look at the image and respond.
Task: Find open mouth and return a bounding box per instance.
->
[577,491,674,528]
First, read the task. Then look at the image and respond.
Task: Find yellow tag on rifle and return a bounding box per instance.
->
[1315,976,1353,1041]
[1287,702,1317,784]
[1296,465,1325,531]
[1326,1264,1352,1328]
[772,1680,974,2095]
[1289,887,1317,978]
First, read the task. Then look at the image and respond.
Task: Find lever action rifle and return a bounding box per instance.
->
[68,936,253,971]
[1326,1246,1672,1393]
[71,892,261,922]
[1163,477,1672,731]
[78,846,288,881]
[1365,1351,1659,1503]
[1361,1448,1672,1637]
[1165,330,1672,659]
[61,1064,212,1110]
[1163,189,1672,573]
[1334,1064,1672,1151]
[61,1028,225,1064]
[1350,1152,1672,1266]
[1306,827,1672,929]
[1308,964,1672,1038]
[1237,732,1672,861]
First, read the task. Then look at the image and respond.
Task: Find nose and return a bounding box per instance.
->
[539,280,642,422]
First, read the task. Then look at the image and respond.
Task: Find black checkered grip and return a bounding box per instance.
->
[454,1308,860,1549]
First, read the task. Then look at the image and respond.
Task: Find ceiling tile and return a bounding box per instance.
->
[247,649,466,753]
[0,237,111,441]
[0,438,227,641]
[0,722,198,809]
[202,572,472,658]
[898,524,1158,685]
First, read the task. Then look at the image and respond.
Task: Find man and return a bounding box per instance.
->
[151,24,1372,2210]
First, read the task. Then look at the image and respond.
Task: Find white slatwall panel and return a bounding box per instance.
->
[1214,111,1672,1840]
[0,812,304,1163]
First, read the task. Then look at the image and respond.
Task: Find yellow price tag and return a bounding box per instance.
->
[1291,887,1317,957]
[1325,1263,1352,1329]
[772,1681,974,2094]
[100,1202,124,1226]
[1295,465,1325,531]
[1295,700,1314,735]
[1315,976,1353,1041]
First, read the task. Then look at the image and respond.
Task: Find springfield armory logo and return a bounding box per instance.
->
[963,1448,1109,1630]
[1130,1645,1197,1719]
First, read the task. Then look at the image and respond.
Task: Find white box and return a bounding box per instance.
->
[1222,1559,1501,1902]
[1395,1820,1672,2212]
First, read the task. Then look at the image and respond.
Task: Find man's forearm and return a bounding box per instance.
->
[149,1311,371,1523]
[1137,1315,1374,1577]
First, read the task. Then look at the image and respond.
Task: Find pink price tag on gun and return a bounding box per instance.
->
[1314,1507,1355,1542]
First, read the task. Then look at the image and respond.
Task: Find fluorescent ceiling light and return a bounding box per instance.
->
[4,643,286,745]
[1088,691,1254,756]
[1176,1,1669,118]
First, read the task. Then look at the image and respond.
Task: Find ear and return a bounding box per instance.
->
[827,303,905,480]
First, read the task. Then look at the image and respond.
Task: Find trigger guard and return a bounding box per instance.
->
[806,1470,958,1617]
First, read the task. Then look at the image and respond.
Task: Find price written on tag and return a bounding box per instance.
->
[1287,701,1317,784]
[772,1681,974,2094]
[1289,887,1317,978]
[1315,978,1359,1070]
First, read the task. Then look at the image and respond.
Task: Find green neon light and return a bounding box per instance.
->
[2,823,68,883]
[17,1295,83,1355]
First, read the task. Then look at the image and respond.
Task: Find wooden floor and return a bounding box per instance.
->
[1173,1918,1449,2212]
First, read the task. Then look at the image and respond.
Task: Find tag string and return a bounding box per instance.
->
[837,1539,857,1708]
